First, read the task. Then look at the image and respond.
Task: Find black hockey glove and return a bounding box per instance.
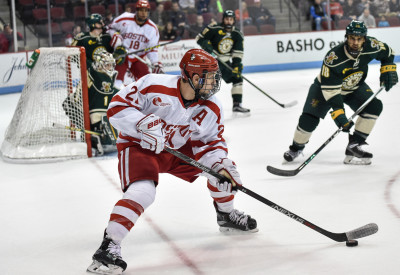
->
[231,63,243,79]
[330,108,354,132]
[380,63,398,91]
[113,46,127,65]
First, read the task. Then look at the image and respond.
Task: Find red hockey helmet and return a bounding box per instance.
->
[180,49,221,100]
[136,0,150,10]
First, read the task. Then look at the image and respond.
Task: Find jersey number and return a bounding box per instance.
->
[129,41,140,50]
[321,65,330,78]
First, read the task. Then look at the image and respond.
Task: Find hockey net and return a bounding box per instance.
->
[1,47,92,162]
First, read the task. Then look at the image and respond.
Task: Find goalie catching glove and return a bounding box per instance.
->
[208,159,242,194]
[330,108,353,132]
[380,63,398,91]
[136,114,165,154]
[113,46,127,65]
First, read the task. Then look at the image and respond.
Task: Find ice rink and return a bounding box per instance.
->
[1,64,400,275]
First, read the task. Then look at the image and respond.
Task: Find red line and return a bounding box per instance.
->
[384,170,400,219]
[91,160,203,274]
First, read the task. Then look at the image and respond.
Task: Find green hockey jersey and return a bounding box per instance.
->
[317,36,395,102]
[72,32,114,68]
[196,24,244,66]
[87,66,118,125]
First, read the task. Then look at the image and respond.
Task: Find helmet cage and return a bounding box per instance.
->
[180,49,221,100]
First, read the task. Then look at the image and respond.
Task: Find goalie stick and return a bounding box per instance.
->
[267,86,385,177]
[212,51,297,108]
[164,145,378,242]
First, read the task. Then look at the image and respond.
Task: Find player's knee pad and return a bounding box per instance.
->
[124,180,156,210]
[298,113,320,132]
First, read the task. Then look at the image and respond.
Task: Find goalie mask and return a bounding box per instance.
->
[180,49,221,101]
[92,51,116,77]
[86,13,104,31]
[345,20,367,58]
[222,10,235,32]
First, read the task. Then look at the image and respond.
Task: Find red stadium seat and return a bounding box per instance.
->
[51,7,66,22]
[61,21,76,34]
[108,4,123,16]
[73,5,86,20]
[259,24,274,34]
[388,16,400,26]
[243,25,258,35]
[90,5,106,17]
[202,12,214,25]
[163,1,172,11]
[337,19,351,30]
[32,8,48,24]
[125,3,136,13]
[186,13,197,25]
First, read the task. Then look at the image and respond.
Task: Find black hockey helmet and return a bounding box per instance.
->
[222,10,235,31]
[86,13,104,31]
[345,20,367,37]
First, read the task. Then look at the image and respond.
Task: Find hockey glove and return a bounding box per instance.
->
[380,63,398,91]
[152,62,164,74]
[208,159,243,194]
[330,108,353,132]
[231,63,243,79]
[113,46,127,65]
[136,114,165,154]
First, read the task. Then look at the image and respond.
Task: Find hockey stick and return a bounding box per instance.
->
[52,123,101,136]
[212,51,297,108]
[266,86,385,177]
[164,145,378,242]
[123,38,181,58]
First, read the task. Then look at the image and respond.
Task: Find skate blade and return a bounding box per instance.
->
[87,260,124,275]
[343,155,372,165]
[232,112,251,118]
[219,227,259,234]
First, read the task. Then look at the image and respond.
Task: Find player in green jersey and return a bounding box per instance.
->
[283,20,398,165]
[196,10,250,115]
[71,14,117,69]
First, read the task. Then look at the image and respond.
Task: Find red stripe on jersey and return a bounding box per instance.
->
[110,213,135,231]
[195,146,228,160]
[116,199,144,216]
[115,17,135,24]
[199,100,222,124]
[191,139,226,148]
[140,84,179,98]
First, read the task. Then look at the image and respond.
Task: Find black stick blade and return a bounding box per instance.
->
[346,223,379,240]
[266,165,299,177]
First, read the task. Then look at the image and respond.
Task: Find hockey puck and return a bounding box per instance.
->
[346,240,358,247]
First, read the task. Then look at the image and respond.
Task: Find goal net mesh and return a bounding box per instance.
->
[1,47,91,162]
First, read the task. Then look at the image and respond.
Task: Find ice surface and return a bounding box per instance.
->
[1,64,399,275]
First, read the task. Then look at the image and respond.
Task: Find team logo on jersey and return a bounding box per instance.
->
[218,30,226,36]
[102,81,112,93]
[325,52,338,64]
[152,97,171,107]
[88,40,96,45]
[218,38,234,54]
[311,99,319,108]
[370,38,385,50]
[342,71,363,89]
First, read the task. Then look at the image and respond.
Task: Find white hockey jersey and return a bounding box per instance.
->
[107,74,228,168]
[108,12,160,64]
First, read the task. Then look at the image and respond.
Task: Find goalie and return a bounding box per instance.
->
[63,50,119,155]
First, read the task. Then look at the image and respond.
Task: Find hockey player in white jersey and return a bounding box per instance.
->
[87,49,258,274]
[108,0,163,88]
